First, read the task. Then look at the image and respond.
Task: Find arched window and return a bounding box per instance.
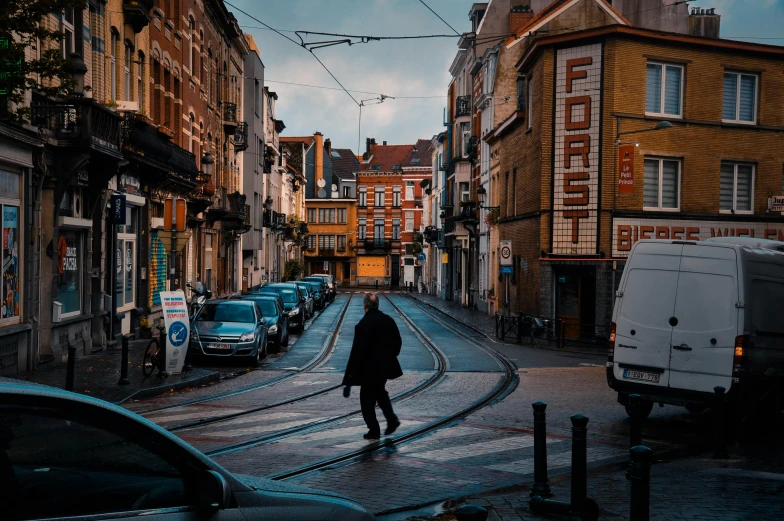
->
[124,42,132,100]
[189,17,195,73]
[137,51,145,109]
[110,30,119,100]
[207,48,212,100]
[189,113,194,152]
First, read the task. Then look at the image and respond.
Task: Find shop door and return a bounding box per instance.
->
[343,262,350,282]
[556,275,581,339]
[242,267,249,292]
[391,255,400,288]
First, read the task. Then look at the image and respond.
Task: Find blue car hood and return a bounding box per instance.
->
[193,322,254,337]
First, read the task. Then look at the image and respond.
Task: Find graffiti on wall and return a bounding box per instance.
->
[149,232,168,307]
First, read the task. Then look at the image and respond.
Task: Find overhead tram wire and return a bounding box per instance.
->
[418,0,462,36]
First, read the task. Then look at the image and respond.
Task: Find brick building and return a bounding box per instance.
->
[492,5,784,338]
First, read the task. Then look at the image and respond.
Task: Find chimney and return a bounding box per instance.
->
[689,6,720,38]
[383,141,387,146]
[363,138,377,160]
[509,3,534,34]
[314,132,323,191]
[324,138,332,155]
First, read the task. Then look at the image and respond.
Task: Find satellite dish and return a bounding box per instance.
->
[317,178,326,188]
[331,184,337,192]
[317,188,327,198]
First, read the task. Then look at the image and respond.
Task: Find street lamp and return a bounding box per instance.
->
[476,185,500,212]
[68,53,87,97]
[201,151,214,176]
[264,196,273,211]
[616,119,672,144]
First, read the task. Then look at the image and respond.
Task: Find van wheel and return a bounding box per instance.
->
[686,404,708,413]
[625,400,654,419]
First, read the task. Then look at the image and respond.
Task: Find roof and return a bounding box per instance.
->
[404,139,434,168]
[360,144,415,172]
[330,148,360,181]
[280,136,315,147]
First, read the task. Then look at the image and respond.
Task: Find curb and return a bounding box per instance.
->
[114,370,222,404]
[401,293,607,356]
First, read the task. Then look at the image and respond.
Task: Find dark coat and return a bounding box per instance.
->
[342,309,403,386]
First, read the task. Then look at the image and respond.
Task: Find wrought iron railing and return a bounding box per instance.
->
[31,103,78,134]
[195,173,215,198]
[364,238,391,250]
[275,212,287,229]
[455,95,471,118]
[233,122,248,151]
[414,196,423,208]
[222,102,237,124]
[32,101,122,152]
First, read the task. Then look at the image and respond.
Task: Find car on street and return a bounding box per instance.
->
[190,300,269,366]
[240,294,289,351]
[0,379,376,521]
[258,283,305,332]
[303,276,331,303]
[293,282,315,319]
[303,280,326,310]
[308,274,336,301]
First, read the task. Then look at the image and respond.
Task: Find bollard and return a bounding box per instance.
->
[455,504,488,521]
[375,279,378,290]
[570,414,589,521]
[629,445,653,521]
[65,345,76,391]
[531,401,553,498]
[713,386,729,459]
[628,394,643,450]
[118,335,130,385]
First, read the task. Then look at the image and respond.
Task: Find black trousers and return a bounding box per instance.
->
[360,380,397,434]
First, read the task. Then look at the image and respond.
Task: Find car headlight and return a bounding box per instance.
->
[289,308,300,316]
[240,332,255,342]
[190,330,198,340]
[268,325,278,334]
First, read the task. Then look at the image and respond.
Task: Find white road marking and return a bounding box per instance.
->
[487,446,621,474]
[405,435,562,462]
[146,409,247,423]
[194,417,331,438]
[579,363,604,368]
[208,411,306,428]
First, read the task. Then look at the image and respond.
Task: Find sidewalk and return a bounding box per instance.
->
[10,338,220,404]
[461,445,784,520]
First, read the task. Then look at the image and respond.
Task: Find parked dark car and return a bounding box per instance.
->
[0,380,376,521]
[240,294,289,351]
[303,276,330,303]
[308,274,336,301]
[304,281,325,310]
[243,289,284,311]
[190,300,268,366]
[258,283,305,332]
[294,282,315,318]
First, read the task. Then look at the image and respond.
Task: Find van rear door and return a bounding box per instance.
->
[668,245,739,393]
[613,243,683,387]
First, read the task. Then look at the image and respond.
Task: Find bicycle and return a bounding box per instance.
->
[142,325,166,377]
[521,314,557,347]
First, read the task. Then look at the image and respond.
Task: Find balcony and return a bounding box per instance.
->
[414,196,423,208]
[32,99,122,157]
[191,173,215,213]
[363,238,392,252]
[233,122,248,152]
[263,209,273,228]
[319,247,335,256]
[455,95,471,118]
[123,0,153,33]
[272,212,287,230]
[223,192,250,233]
[222,102,237,135]
[458,201,478,222]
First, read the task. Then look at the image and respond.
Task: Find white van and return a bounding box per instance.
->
[607,238,784,418]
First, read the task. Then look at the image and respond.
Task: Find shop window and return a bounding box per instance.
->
[57,230,81,316]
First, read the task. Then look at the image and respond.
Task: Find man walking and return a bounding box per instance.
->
[343,293,402,439]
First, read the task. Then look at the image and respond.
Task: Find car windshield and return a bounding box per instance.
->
[248,300,277,317]
[307,283,321,292]
[297,287,308,298]
[267,287,298,303]
[198,303,254,323]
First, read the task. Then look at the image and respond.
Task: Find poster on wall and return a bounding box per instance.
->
[159,290,190,375]
[552,43,602,255]
[2,206,19,319]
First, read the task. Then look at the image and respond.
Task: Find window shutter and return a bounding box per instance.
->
[661,160,679,209]
[720,163,735,211]
[722,73,737,120]
[664,66,681,116]
[736,165,753,211]
[643,159,659,208]
[646,64,662,113]
[739,75,756,122]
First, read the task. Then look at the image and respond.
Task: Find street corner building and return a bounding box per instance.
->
[423,0,784,342]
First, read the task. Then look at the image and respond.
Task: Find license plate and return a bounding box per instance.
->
[623,369,660,383]
[209,343,231,350]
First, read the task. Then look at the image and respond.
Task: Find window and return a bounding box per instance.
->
[405,181,415,200]
[58,230,81,316]
[359,186,367,207]
[374,218,385,241]
[331,150,341,158]
[111,31,118,101]
[392,218,400,240]
[343,186,350,198]
[189,17,195,73]
[62,9,74,58]
[2,408,191,520]
[188,113,194,152]
[358,218,366,239]
[307,208,317,223]
[517,74,526,112]
[646,62,683,117]
[318,235,335,251]
[319,208,335,223]
[370,165,382,171]
[411,157,420,164]
[137,52,144,108]
[460,182,470,203]
[254,80,260,116]
[527,76,533,129]
[643,158,680,211]
[374,187,385,207]
[723,72,757,124]
[720,163,754,213]
[305,235,316,250]
[337,235,347,251]
[337,208,347,223]
[405,211,414,231]
[392,186,401,207]
[0,203,20,321]
[116,207,137,311]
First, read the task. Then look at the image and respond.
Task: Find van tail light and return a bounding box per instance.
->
[733,335,749,378]
[608,322,616,362]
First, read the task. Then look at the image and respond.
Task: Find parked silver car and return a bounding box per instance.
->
[190,300,268,366]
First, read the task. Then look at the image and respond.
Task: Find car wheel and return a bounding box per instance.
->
[624,400,654,419]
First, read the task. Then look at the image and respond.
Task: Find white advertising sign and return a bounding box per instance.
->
[499,240,513,266]
[553,43,602,255]
[770,196,784,212]
[160,290,190,375]
[612,218,784,258]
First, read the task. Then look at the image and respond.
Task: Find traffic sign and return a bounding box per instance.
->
[417,252,426,261]
[499,240,512,266]
[500,266,513,274]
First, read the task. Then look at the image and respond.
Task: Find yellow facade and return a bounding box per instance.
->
[303,199,357,285]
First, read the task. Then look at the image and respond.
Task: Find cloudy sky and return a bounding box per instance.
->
[229,0,784,154]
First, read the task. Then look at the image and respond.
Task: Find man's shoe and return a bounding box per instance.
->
[384,418,401,435]
[363,431,380,440]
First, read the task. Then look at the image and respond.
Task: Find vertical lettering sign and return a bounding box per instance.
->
[618,144,635,194]
[553,44,602,254]
[111,194,126,225]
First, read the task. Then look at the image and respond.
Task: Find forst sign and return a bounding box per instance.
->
[552,44,602,255]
